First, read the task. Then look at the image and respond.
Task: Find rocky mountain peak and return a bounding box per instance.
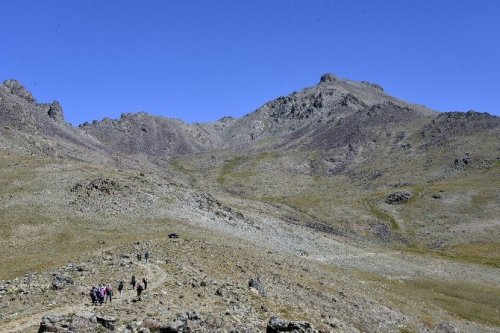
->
[1,79,36,103]
[318,73,338,84]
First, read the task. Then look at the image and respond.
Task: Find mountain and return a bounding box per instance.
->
[0,75,499,332]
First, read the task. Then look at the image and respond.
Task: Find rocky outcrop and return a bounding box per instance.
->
[385,191,412,204]
[51,274,74,290]
[46,101,65,122]
[248,277,267,296]
[38,312,115,332]
[266,316,318,333]
[360,81,384,92]
[2,79,36,103]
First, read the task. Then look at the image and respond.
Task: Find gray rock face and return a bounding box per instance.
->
[2,79,36,102]
[47,101,65,122]
[266,316,318,333]
[360,81,384,92]
[319,73,337,84]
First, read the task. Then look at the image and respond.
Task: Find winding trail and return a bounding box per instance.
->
[0,259,167,333]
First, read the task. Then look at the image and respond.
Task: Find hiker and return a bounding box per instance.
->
[131,275,136,289]
[137,252,142,261]
[136,283,144,300]
[106,284,113,303]
[90,286,97,305]
[142,277,148,289]
[98,285,105,305]
[144,251,150,263]
[118,281,124,297]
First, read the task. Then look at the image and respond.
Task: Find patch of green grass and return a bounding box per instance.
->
[353,269,500,327]
[410,279,500,326]
[368,204,399,230]
[401,242,500,268]
[217,156,249,184]
[170,159,190,174]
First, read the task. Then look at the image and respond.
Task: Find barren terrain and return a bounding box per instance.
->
[0,76,498,332]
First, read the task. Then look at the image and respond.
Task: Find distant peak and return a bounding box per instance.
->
[2,79,36,103]
[319,73,338,84]
[360,81,384,92]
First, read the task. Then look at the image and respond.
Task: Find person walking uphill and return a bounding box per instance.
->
[90,286,97,305]
[131,275,136,289]
[136,283,144,300]
[144,251,150,263]
[142,277,148,289]
[106,284,113,303]
[118,281,124,297]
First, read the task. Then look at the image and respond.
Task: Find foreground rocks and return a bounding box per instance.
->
[39,312,321,333]
[266,316,318,333]
[38,312,116,332]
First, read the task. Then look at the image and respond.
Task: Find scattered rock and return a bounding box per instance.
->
[385,191,412,204]
[38,312,114,332]
[266,316,318,333]
[248,277,268,296]
[454,153,471,169]
[51,274,73,290]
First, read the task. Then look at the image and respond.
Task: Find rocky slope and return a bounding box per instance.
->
[0,75,499,332]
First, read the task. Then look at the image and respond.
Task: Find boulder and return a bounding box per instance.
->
[38,312,114,332]
[385,191,412,204]
[266,316,318,333]
[51,274,73,290]
[248,277,267,296]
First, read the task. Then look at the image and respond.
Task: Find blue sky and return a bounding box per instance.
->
[1,0,499,125]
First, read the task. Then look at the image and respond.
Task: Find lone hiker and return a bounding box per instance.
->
[144,251,150,263]
[131,275,136,289]
[118,281,124,297]
[136,283,144,300]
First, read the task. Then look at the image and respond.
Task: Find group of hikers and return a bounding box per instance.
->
[89,251,151,305]
[89,276,149,305]
[137,251,150,263]
[90,284,115,306]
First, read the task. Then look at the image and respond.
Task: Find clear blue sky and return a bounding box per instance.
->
[1,0,499,125]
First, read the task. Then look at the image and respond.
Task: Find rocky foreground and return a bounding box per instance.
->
[1,228,498,333]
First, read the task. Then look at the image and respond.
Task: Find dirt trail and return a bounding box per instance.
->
[0,260,167,333]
